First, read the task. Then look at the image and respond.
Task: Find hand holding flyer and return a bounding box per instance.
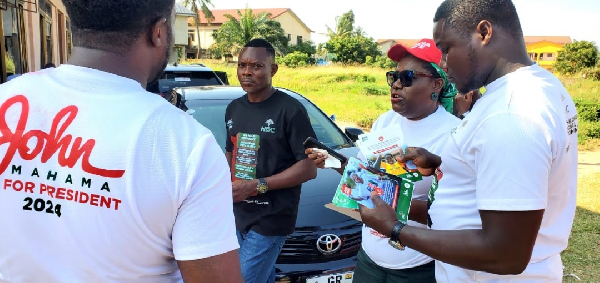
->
[355,124,418,177]
[330,157,418,223]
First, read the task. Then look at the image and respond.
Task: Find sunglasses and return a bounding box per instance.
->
[386,70,434,87]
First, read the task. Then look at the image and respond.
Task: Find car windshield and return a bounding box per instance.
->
[151,71,221,94]
[185,98,351,152]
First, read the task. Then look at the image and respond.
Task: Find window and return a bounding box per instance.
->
[58,12,65,63]
[39,0,53,67]
[539,53,544,60]
[66,18,72,60]
[547,53,553,58]
[297,35,302,45]
[287,34,291,41]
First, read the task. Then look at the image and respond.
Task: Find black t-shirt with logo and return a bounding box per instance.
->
[225,90,316,236]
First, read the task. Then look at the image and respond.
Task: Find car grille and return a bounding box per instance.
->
[277,228,362,264]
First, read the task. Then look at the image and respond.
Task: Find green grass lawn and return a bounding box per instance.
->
[562,173,600,282]
[202,61,600,149]
[199,61,600,281]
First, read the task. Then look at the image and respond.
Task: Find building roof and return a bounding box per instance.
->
[175,3,196,16]
[376,39,423,47]
[190,8,313,32]
[524,36,572,45]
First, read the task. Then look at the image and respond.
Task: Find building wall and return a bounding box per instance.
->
[526,41,564,70]
[379,41,395,55]
[275,11,311,45]
[22,0,70,71]
[191,10,312,50]
[174,14,190,46]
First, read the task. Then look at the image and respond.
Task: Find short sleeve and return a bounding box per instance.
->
[172,133,239,260]
[474,113,552,211]
[286,104,316,161]
[225,103,234,153]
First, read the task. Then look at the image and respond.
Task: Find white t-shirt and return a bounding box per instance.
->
[0,65,239,282]
[430,64,578,282]
[361,106,459,269]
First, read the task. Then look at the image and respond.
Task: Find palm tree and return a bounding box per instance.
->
[180,0,215,58]
[212,8,288,57]
[324,10,355,39]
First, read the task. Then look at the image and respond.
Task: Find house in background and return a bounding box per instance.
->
[172,3,196,63]
[525,36,572,71]
[1,0,71,83]
[376,39,422,56]
[186,8,313,59]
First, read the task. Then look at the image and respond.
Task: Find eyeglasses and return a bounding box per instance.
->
[386,70,434,87]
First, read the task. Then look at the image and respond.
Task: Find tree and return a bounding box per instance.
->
[325,34,380,64]
[322,10,380,64]
[554,40,598,74]
[181,0,215,58]
[288,41,316,56]
[325,10,355,39]
[211,8,288,57]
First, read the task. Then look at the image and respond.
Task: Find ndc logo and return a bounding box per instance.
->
[261,119,276,133]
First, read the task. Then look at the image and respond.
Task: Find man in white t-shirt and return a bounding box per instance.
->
[0,0,242,282]
[360,0,578,282]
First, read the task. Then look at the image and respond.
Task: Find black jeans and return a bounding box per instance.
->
[353,247,436,283]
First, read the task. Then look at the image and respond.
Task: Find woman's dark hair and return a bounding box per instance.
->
[422,62,441,79]
[63,0,175,53]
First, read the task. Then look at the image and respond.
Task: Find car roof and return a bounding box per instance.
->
[164,63,215,72]
[178,85,306,101]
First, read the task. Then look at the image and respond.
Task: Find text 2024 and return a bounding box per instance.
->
[23,197,62,217]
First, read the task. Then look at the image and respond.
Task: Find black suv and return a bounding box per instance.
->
[146,63,227,95]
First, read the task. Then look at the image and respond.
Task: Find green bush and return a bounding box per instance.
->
[279,51,311,68]
[579,121,600,140]
[371,55,396,69]
[585,67,600,81]
[356,115,376,129]
[575,99,600,122]
[363,85,387,95]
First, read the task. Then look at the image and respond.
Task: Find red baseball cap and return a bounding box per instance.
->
[387,38,442,65]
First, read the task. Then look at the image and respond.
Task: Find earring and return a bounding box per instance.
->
[431,93,439,100]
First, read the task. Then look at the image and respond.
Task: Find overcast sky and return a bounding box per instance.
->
[205,0,600,46]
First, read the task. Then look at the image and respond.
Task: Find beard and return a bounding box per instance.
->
[149,20,174,84]
[459,43,488,93]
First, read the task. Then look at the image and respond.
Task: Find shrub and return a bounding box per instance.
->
[372,55,396,69]
[575,99,600,122]
[363,85,387,95]
[585,67,600,81]
[279,51,311,68]
[579,121,600,140]
[356,115,376,129]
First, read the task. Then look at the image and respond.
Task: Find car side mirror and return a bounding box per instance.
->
[345,127,364,142]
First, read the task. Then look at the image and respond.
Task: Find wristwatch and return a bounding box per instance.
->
[388,221,406,250]
[256,178,269,194]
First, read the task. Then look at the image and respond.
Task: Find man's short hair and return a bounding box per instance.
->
[433,0,523,39]
[243,39,276,59]
[63,0,175,53]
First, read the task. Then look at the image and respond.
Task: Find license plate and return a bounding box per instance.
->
[306,271,354,283]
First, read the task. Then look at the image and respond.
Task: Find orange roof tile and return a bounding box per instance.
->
[377,39,424,47]
[524,36,572,45]
[196,8,289,24]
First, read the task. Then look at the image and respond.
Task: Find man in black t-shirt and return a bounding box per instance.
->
[224,39,317,283]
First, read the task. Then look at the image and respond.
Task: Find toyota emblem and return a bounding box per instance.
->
[316,234,342,255]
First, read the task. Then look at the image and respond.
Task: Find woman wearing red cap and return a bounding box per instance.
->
[307,38,459,282]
